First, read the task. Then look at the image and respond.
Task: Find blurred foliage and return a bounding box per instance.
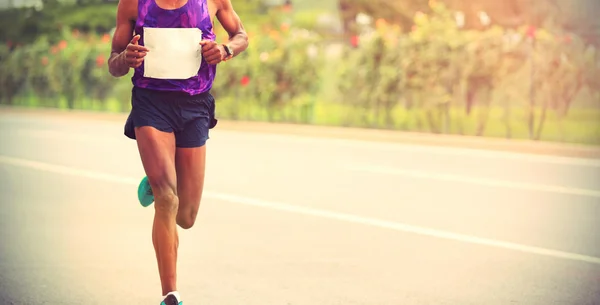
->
[0,0,117,45]
[338,0,600,45]
[0,28,120,109]
[2,0,598,44]
[0,0,271,45]
[210,24,323,122]
[334,2,599,141]
[0,1,599,144]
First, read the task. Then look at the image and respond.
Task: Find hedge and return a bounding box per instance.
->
[1,2,598,144]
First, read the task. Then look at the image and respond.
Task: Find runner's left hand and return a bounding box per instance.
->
[200,40,226,65]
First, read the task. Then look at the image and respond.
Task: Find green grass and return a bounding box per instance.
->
[316,104,599,144]
[6,96,600,145]
[211,96,600,145]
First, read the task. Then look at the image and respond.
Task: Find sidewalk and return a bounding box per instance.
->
[2,106,599,159]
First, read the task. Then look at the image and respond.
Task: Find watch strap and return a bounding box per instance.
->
[223,44,234,61]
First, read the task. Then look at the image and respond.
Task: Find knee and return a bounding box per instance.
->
[177,217,195,230]
[154,191,178,215]
[148,175,178,214]
[177,212,197,230]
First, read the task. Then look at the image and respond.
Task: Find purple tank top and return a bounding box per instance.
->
[132,0,216,95]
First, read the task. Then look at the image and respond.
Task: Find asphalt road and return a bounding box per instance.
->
[0,112,599,305]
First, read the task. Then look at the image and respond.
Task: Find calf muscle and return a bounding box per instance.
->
[135,126,180,296]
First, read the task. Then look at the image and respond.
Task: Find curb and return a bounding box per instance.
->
[2,106,599,159]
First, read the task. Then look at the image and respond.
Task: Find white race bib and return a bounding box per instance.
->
[143,27,203,80]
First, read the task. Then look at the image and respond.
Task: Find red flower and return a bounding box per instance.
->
[350,35,359,47]
[96,54,105,67]
[526,26,536,39]
[240,76,250,87]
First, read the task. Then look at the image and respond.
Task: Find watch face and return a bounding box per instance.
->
[225,45,233,56]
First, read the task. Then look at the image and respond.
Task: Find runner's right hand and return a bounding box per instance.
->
[123,35,149,68]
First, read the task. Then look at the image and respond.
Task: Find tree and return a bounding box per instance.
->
[337,0,599,45]
[0,0,117,45]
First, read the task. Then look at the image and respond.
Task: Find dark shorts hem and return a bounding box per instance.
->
[123,122,174,140]
[124,86,217,148]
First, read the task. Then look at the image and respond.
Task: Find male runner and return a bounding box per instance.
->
[107,0,248,303]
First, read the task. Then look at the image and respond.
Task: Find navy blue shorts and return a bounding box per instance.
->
[124,86,218,148]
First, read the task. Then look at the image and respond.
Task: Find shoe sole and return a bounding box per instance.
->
[137,176,154,207]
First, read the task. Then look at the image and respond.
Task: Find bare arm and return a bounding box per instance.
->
[215,0,249,58]
[107,0,149,77]
[201,0,248,65]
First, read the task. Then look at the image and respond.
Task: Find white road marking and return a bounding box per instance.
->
[1,154,600,266]
[218,130,600,168]
[6,129,124,144]
[343,164,600,198]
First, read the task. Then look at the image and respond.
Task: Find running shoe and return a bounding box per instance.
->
[137,176,154,207]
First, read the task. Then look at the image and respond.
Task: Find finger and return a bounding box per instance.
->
[205,51,221,60]
[128,44,149,52]
[125,52,146,59]
[204,55,217,64]
[132,57,144,66]
[131,35,141,45]
[126,55,140,64]
[125,56,136,65]
[199,40,214,46]
[205,54,221,63]
[125,51,137,60]
[203,48,220,57]
[201,44,216,53]
[127,50,147,57]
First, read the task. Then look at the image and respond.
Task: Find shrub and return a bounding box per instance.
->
[0,2,598,144]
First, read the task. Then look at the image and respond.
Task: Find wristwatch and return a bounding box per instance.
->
[223,44,234,61]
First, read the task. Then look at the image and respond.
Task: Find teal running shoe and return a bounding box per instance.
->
[137,176,154,207]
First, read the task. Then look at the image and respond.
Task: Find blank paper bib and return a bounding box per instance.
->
[143,27,203,80]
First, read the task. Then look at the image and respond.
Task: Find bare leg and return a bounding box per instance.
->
[175,145,207,229]
[135,126,179,296]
